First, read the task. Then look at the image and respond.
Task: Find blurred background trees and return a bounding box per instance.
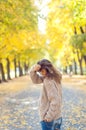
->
[46,0,86,75]
[0,0,86,82]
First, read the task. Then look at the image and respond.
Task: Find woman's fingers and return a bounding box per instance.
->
[44,119,50,122]
[33,64,41,71]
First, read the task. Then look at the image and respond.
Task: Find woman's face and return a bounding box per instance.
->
[40,68,47,77]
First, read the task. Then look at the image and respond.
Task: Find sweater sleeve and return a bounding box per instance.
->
[44,80,60,121]
[29,66,43,84]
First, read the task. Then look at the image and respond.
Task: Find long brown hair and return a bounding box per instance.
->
[37,59,62,83]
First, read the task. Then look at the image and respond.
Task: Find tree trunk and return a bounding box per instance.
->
[6,58,11,80]
[24,62,28,75]
[76,50,83,75]
[0,79,1,83]
[69,65,73,72]
[0,62,6,82]
[14,58,17,78]
[73,59,77,74]
[79,26,85,75]
[0,70,1,83]
[80,26,84,33]
[85,25,86,33]
[74,26,77,34]
[64,66,67,73]
[79,58,83,75]
[73,26,84,75]
[73,27,77,74]
[83,55,86,69]
[18,60,23,76]
[24,62,26,75]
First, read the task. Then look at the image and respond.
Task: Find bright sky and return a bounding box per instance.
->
[35,0,51,34]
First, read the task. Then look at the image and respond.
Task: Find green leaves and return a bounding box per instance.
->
[71,34,85,47]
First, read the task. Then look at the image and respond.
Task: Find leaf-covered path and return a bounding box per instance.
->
[0,75,86,130]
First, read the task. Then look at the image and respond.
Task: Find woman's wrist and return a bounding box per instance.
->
[33,64,41,72]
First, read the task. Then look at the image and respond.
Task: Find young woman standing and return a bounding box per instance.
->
[30,59,62,130]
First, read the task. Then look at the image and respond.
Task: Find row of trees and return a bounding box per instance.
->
[68,0,86,75]
[0,0,86,83]
[0,0,46,83]
[45,0,86,75]
[70,27,86,75]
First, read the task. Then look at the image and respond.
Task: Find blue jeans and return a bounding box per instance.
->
[40,117,62,130]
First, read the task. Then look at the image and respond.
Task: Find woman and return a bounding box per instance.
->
[30,59,62,130]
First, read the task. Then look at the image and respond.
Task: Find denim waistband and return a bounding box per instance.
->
[54,117,62,124]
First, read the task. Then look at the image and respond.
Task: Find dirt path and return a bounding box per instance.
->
[0,76,31,103]
[0,75,86,130]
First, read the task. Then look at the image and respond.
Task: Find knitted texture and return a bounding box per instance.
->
[30,68,62,122]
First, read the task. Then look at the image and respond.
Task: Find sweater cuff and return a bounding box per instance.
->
[44,114,53,122]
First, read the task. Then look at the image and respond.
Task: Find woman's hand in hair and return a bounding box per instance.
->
[33,64,41,72]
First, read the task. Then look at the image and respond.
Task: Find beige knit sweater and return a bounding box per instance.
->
[30,68,62,122]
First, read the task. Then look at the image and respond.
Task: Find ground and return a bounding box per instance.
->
[0,75,86,130]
